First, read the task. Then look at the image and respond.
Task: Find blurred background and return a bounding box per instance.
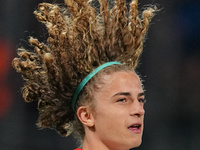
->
[0,0,199,150]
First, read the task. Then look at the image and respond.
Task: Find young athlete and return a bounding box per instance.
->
[12,0,156,149]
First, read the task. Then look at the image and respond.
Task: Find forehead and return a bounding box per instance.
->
[95,71,143,98]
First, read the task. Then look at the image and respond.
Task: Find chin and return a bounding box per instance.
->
[129,138,142,149]
[135,140,142,148]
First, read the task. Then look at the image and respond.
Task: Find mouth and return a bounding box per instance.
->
[128,124,142,134]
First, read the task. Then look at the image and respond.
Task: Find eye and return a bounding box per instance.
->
[117,98,127,103]
[138,99,146,104]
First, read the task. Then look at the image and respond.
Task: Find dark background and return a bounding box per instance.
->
[0,0,200,150]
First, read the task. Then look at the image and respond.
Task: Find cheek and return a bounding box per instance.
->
[94,112,121,143]
[94,108,125,132]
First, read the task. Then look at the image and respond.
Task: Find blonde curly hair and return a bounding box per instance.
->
[12,0,156,142]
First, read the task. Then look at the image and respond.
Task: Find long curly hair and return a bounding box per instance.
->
[12,0,156,141]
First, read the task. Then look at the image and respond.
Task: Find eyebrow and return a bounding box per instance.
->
[112,92,145,97]
[112,92,131,97]
[138,92,145,97]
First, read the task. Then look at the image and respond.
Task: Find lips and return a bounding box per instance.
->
[128,123,142,134]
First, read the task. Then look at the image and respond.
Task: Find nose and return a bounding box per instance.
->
[130,101,145,117]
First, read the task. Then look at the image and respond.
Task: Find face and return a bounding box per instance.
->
[92,71,145,150]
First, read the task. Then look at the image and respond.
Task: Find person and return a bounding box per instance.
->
[12,0,157,149]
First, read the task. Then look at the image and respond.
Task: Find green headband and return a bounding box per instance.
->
[72,61,122,111]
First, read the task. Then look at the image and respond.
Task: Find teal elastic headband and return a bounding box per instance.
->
[72,61,122,111]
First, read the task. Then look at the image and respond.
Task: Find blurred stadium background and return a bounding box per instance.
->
[0,0,200,149]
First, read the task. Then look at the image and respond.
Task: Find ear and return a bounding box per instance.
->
[76,106,94,127]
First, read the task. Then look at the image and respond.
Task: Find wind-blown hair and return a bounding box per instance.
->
[12,0,156,140]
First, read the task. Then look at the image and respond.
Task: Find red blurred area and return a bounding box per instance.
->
[0,39,13,118]
[0,86,13,118]
[0,40,12,78]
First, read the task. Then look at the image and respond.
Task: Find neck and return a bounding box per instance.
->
[82,135,110,150]
[82,128,128,150]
